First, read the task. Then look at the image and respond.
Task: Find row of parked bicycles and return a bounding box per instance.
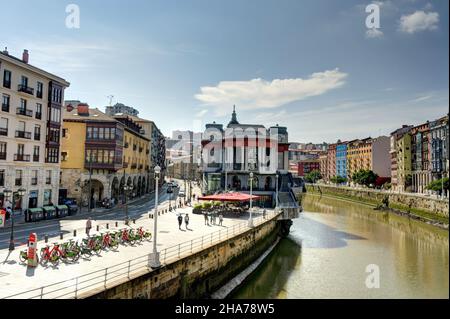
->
[19,226,152,266]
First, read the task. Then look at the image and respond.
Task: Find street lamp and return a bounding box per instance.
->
[248,172,254,228]
[123,184,133,224]
[149,165,161,268]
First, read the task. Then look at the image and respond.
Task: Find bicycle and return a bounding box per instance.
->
[81,236,102,255]
[19,249,28,263]
[119,228,136,245]
[136,226,152,242]
[40,243,65,266]
[60,239,81,262]
[101,232,119,250]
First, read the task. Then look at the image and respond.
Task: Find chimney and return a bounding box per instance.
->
[77,103,90,116]
[3,47,8,55]
[22,49,29,63]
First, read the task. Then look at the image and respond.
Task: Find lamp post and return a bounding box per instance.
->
[149,165,161,268]
[248,172,254,228]
[275,173,279,209]
[123,184,132,225]
[3,188,13,250]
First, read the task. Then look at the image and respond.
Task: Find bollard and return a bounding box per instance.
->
[133,219,135,224]
[106,223,109,229]
[96,225,99,232]
[60,232,63,240]
[115,221,118,227]
[73,230,77,237]
[45,234,48,243]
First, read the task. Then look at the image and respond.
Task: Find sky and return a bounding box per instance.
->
[1,0,448,143]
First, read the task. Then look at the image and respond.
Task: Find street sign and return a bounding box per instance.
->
[0,209,5,228]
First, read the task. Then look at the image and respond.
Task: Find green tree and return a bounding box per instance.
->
[352,169,378,187]
[330,175,347,184]
[305,170,322,183]
[426,177,449,193]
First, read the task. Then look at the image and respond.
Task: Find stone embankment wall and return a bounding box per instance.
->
[304,184,449,219]
[87,218,280,299]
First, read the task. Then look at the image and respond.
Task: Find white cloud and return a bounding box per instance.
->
[399,10,439,33]
[195,109,208,118]
[195,69,348,115]
[366,28,384,38]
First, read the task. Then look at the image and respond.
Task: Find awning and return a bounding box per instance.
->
[42,206,56,211]
[29,208,43,213]
[198,192,260,202]
[56,205,68,210]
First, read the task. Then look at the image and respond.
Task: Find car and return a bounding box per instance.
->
[178,190,185,197]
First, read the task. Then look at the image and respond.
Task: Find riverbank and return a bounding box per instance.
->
[303,185,449,229]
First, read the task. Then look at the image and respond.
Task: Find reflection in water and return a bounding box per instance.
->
[232,194,449,299]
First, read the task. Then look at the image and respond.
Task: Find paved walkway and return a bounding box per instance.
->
[0,204,277,299]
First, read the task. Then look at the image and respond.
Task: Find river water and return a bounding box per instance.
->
[231,194,449,299]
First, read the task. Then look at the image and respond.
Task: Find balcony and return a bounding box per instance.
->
[14,154,30,161]
[15,130,32,139]
[46,178,51,185]
[36,91,43,99]
[0,152,6,160]
[124,143,129,148]
[133,145,137,151]
[33,155,39,162]
[34,134,40,141]
[139,147,143,153]
[31,177,38,185]
[18,84,35,95]
[16,107,33,117]
[123,162,129,168]
[1,103,9,112]
[0,128,7,136]
[3,81,11,89]
[35,112,42,120]
[131,163,137,169]
[15,178,22,186]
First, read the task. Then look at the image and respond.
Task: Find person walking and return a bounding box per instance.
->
[177,214,183,230]
[204,211,209,225]
[86,217,92,237]
[210,211,214,225]
[219,213,223,226]
[184,213,190,230]
[263,209,267,219]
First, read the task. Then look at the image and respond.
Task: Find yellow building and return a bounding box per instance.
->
[60,103,151,207]
[396,133,412,192]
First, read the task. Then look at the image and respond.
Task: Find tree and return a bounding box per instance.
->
[305,170,322,183]
[330,175,347,184]
[426,177,449,193]
[352,169,378,187]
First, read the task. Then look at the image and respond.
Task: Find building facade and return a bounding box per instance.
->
[297,159,320,177]
[326,143,337,181]
[411,122,431,193]
[429,115,449,184]
[0,49,69,211]
[336,142,347,178]
[105,102,139,117]
[60,104,151,207]
[319,153,328,181]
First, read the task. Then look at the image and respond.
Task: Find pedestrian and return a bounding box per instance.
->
[204,211,209,225]
[177,214,183,230]
[86,217,92,237]
[210,212,214,225]
[219,213,223,226]
[185,213,190,230]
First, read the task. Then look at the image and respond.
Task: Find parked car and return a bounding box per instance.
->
[178,190,185,197]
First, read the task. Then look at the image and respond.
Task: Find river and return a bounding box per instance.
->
[231,194,449,299]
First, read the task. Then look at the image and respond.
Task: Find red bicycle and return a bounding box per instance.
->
[119,228,136,245]
[40,243,65,265]
[101,232,119,250]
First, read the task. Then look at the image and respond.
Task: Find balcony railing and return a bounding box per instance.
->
[16,107,33,117]
[131,163,137,169]
[1,103,9,112]
[33,155,39,162]
[139,147,143,153]
[14,154,30,162]
[36,91,43,99]
[0,152,6,160]
[15,130,32,139]
[31,178,38,185]
[0,127,7,136]
[34,134,40,141]
[3,80,11,89]
[18,84,35,95]
[46,178,52,185]
[15,178,22,186]
[123,162,129,168]
[35,112,42,120]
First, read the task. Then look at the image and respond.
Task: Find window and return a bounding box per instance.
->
[15,170,22,186]
[49,128,60,143]
[46,170,52,184]
[17,144,25,155]
[37,82,43,98]
[2,94,10,112]
[34,125,41,140]
[46,147,59,163]
[31,170,38,185]
[61,151,68,161]
[21,76,28,87]
[0,142,6,160]
[20,98,27,110]
[18,121,25,132]
[3,70,11,88]
[0,169,4,186]
[50,107,61,123]
[33,146,40,162]
[62,128,68,137]
[99,127,104,139]
[0,117,7,136]
[36,103,42,119]
[93,127,98,139]
[43,189,52,205]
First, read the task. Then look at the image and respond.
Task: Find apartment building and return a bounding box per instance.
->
[0,49,69,211]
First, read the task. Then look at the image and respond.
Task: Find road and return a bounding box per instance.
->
[0,185,180,250]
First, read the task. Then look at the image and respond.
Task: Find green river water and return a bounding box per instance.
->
[231,194,449,299]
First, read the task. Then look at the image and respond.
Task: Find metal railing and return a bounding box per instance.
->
[2,210,279,299]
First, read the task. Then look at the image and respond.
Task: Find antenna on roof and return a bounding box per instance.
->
[107,95,114,106]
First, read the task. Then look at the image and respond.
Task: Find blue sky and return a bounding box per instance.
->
[1,0,448,142]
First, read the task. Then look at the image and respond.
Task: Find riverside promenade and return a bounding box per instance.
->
[0,203,277,299]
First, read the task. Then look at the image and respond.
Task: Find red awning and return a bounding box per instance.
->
[198,192,260,202]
